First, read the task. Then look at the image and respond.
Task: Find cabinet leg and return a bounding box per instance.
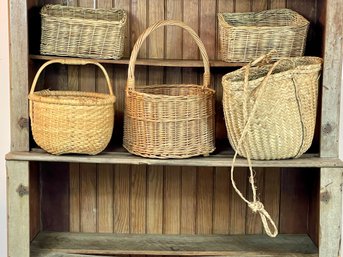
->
[319,168,343,257]
[7,160,30,257]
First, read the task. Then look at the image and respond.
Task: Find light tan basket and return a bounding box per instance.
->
[222,54,323,160]
[40,4,127,59]
[29,59,116,155]
[123,20,215,159]
[218,9,309,62]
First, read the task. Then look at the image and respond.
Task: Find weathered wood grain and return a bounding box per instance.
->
[97,164,114,233]
[7,161,30,257]
[113,164,130,233]
[319,168,343,257]
[69,163,80,232]
[30,162,40,240]
[30,231,318,256]
[181,167,197,234]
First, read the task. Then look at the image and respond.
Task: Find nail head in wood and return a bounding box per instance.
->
[16,184,29,197]
[18,117,29,129]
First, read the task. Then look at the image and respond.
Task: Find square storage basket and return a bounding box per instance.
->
[218,8,309,62]
[40,4,127,59]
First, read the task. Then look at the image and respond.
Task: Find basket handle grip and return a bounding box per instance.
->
[127,20,210,91]
[29,58,114,96]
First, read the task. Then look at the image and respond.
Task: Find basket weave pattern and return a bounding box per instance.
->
[123,20,215,159]
[40,5,127,59]
[218,9,309,62]
[29,59,115,155]
[222,56,322,160]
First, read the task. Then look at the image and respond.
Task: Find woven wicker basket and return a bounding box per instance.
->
[218,9,309,62]
[40,4,127,59]
[123,20,215,159]
[29,59,115,155]
[222,54,322,160]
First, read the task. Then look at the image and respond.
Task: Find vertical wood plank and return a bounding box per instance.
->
[319,168,343,257]
[279,168,309,234]
[130,165,147,234]
[165,0,183,84]
[70,163,80,232]
[80,164,97,232]
[270,0,286,8]
[181,167,197,234]
[229,168,247,234]
[147,166,163,234]
[9,0,29,151]
[213,168,230,234]
[148,0,164,86]
[113,164,130,233]
[252,0,268,11]
[308,168,320,247]
[245,168,264,234]
[196,167,214,234]
[164,166,181,234]
[30,162,40,240]
[200,0,216,60]
[7,161,30,257]
[97,164,114,233]
[263,168,281,234]
[320,0,343,158]
[235,0,252,12]
[41,163,70,231]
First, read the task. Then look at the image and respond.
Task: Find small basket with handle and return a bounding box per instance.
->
[29,58,116,155]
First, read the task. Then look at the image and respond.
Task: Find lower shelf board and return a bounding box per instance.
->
[30,232,318,257]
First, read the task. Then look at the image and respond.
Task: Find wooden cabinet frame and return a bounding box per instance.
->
[6,0,343,256]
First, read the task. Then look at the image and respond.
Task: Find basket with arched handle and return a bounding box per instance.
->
[123,20,215,159]
[29,58,116,155]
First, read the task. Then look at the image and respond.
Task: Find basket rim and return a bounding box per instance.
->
[218,8,309,29]
[41,4,127,25]
[127,84,215,100]
[222,56,323,86]
[29,90,116,106]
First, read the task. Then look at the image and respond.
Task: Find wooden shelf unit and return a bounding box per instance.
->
[7,1,343,257]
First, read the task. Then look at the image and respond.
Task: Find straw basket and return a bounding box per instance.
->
[40,4,127,59]
[222,54,322,160]
[218,9,309,62]
[29,59,116,155]
[123,20,215,159]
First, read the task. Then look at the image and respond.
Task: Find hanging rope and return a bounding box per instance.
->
[229,56,283,238]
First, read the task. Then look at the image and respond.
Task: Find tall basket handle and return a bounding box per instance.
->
[127,20,210,91]
[29,58,114,96]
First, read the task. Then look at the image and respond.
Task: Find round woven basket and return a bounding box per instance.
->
[123,20,215,159]
[29,59,115,155]
[222,55,322,160]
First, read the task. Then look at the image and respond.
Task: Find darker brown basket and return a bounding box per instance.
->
[218,9,309,62]
[123,20,216,159]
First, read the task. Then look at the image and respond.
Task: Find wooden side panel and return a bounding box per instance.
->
[7,161,30,257]
[9,0,29,151]
[181,167,197,234]
[320,168,343,257]
[70,163,80,232]
[308,169,320,247]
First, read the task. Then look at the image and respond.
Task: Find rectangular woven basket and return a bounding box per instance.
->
[40,4,127,59]
[218,8,309,62]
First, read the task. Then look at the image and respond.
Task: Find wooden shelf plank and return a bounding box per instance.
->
[30,54,246,67]
[30,232,318,256]
[5,150,343,168]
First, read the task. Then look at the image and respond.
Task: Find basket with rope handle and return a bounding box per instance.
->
[222,52,322,237]
[123,20,215,159]
[29,58,116,155]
